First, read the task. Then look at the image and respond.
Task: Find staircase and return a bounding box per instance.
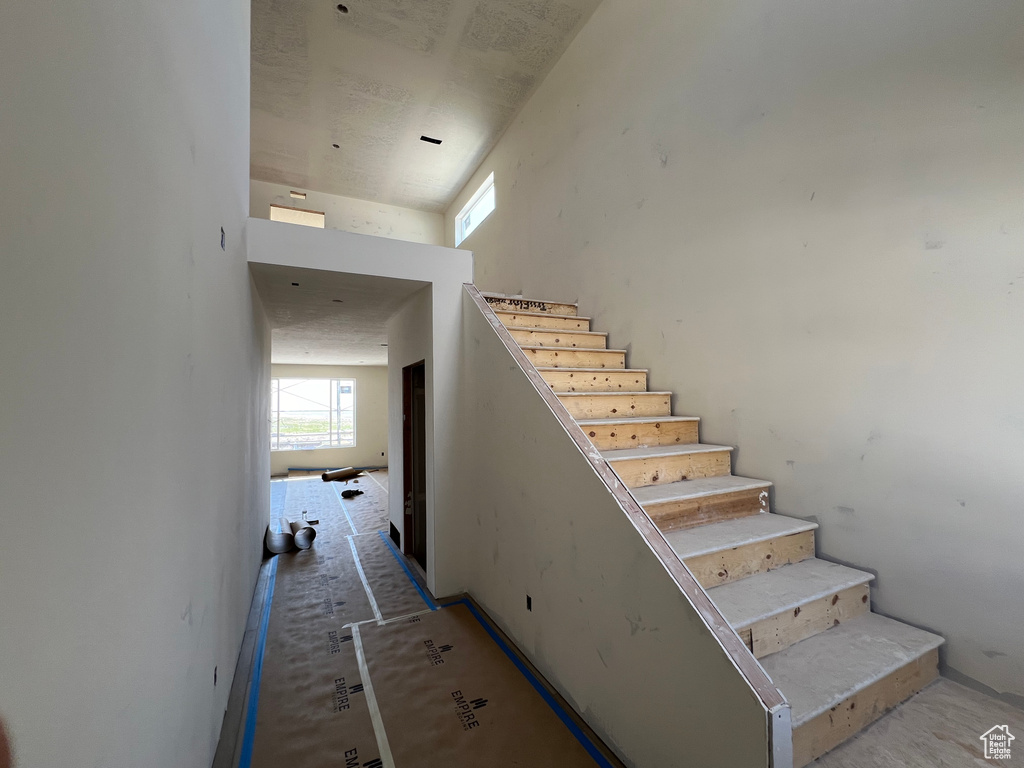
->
[484,293,943,767]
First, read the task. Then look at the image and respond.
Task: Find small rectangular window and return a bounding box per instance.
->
[455,173,495,246]
[271,378,355,450]
[270,204,325,228]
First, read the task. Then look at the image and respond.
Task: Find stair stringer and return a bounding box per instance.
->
[465,285,792,768]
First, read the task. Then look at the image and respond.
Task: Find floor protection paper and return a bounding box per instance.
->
[246,473,616,768]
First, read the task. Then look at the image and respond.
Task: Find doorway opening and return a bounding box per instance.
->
[403,360,427,570]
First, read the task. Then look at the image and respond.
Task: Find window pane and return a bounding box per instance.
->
[334,380,355,447]
[455,173,495,246]
[270,378,356,451]
[269,204,325,228]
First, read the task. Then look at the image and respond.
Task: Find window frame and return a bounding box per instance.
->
[455,172,495,246]
[270,377,356,451]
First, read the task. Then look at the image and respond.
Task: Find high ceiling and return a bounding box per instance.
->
[250,262,428,365]
[251,0,601,213]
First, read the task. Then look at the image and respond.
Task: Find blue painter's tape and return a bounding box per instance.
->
[287,466,386,472]
[378,530,439,611]
[237,556,278,768]
[443,597,615,768]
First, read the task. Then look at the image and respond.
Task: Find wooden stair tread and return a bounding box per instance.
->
[537,367,648,373]
[576,415,698,425]
[496,311,590,322]
[708,558,874,629]
[558,390,672,398]
[520,345,628,353]
[602,443,732,462]
[482,292,575,306]
[631,475,771,505]
[506,326,606,337]
[509,328,607,349]
[663,513,817,559]
[483,293,578,315]
[760,612,944,727]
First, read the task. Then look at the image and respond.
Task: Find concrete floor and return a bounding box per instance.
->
[815,677,1024,767]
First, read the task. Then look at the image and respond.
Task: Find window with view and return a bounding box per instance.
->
[455,172,495,246]
[271,378,355,450]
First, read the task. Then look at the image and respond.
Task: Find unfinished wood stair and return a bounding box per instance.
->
[484,292,944,767]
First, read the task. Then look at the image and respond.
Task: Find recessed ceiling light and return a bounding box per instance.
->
[290,191,306,199]
[336,3,348,12]
[420,135,442,145]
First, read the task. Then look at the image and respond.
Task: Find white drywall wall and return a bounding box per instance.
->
[458,292,769,767]
[0,0,269,765]
[247,219,473,596]
[251,180,444,245]
[446,0,1024,698]
[270,364,388,475]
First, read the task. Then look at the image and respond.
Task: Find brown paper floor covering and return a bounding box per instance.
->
[243,473,621,768]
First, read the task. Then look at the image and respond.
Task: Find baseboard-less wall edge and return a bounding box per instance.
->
[943,666,1024,712]
[212,558,275,768]
[446,591,628,768]
[464,284,792,767]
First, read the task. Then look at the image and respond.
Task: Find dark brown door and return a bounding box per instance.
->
[402,361,427,569]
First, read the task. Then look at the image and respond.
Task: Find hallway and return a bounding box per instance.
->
[216,473,623,768]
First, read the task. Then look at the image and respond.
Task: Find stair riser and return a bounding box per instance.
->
[523,348,625,369]
[738,583,871,660]
[509,329,607,349]
[559,393,670,420]
[686,530,816,589]
[486,297,577,316]
[583,420,699,450]
[793,649,939,768]
[542,369,647,393]
[495,312,590,331]
[610,450,732,489]
[647,487,770,532]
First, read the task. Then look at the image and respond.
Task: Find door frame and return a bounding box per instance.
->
[401,360,426,567]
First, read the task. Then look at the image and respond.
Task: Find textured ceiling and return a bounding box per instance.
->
[250,262,427,365]
[251,0,601,212]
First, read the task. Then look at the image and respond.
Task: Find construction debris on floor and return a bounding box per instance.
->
[264,516,317,554]
[322,466,364,482]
